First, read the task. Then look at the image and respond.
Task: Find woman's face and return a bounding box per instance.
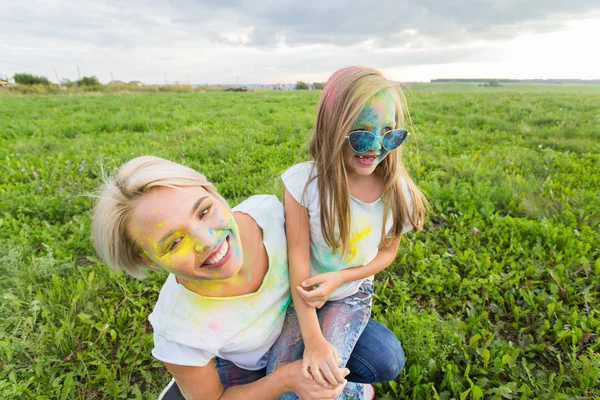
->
[128,186,243,282]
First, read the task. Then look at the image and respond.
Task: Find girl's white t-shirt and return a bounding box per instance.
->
[148,195,291,370]
[282,162,413,300]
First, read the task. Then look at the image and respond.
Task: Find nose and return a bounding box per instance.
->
[370,134,383,151]
[190,227,218,253]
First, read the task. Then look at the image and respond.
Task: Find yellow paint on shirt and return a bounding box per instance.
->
[346,225,372,260]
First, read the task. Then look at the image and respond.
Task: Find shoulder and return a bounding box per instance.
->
[282,162,318,206]
[233,195,285,231]
[282,161,315,183]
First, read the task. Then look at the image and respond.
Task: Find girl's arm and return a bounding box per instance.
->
[164,359,347,400]
[297,236,402,308]
[284,189,347,387]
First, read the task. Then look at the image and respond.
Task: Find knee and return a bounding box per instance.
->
[378,340,405,381]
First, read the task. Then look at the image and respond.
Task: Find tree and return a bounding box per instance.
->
[77,76,100,86]
[312,82,324,90]
[295,81,309,90]
[13,73,50,85]
[61,79,75,88]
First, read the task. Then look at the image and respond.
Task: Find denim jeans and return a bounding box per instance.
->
[265,280,404,399]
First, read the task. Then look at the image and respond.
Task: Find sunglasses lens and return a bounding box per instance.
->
[383,129,408,150]
[348,131,375,153]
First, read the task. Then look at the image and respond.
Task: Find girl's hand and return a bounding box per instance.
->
[302,336,346,387]
[296,272,344,309]
[286,360,348,400]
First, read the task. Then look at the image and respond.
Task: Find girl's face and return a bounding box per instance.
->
[128,186,243,282]
[343,89,397,177]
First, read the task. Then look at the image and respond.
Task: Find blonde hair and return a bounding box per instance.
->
[91,156,227,278]
[308,66,427,254]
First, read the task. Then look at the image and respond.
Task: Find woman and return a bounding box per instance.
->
[91,156,403,400]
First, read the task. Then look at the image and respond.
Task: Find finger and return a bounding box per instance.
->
[296,286,315,300]
[331,346,339,364]
[325,358,345,384]
[297,286,326,302]
[302,275,325,288]
[332,381,347,397]
[302,359,313,381]
[319,362,339,386]
[311,365,329,387]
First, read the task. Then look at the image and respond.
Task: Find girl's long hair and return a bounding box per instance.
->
[307,66,427,254]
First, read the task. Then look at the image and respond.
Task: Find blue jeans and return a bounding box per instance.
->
[266,280,405,399]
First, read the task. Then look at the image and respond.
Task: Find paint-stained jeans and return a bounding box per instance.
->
[266,280,375,399]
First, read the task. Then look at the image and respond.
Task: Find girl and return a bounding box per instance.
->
[91,156,349,400]
[270,66,427,399]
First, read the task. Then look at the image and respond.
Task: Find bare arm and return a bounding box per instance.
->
[297,236,402,308]
[164,359,347,400]
[336,235,401,284]
[284,189,346,386]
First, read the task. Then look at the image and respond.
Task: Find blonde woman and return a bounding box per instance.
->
[271,66,427,399]
[91,156,349,400]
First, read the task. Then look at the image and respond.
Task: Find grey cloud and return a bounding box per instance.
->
[163,0,599,47]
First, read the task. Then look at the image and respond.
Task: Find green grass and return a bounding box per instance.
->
[0,90,598,399]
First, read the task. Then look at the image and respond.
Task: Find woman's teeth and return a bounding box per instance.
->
[204,239,229,265]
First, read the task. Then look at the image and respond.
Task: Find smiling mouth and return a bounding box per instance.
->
[355,155,377,165]
[201,235,232,269]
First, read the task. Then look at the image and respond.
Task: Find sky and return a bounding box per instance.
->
[1,0,599,84]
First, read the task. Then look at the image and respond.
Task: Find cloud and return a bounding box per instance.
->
[1,0,599,83]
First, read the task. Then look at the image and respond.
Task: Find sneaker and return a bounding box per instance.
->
[158,378,185,400]
[363,383,375,400]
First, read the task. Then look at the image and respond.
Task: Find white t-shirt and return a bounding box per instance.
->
[148,195,291,370]
[282,162,413,300]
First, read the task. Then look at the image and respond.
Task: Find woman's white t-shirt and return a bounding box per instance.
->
[282,162,413,300]
[148,195,291,370]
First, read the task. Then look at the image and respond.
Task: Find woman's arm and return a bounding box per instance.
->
[284,189,346,387]
[297,236,402,308]
[164,359,347,400]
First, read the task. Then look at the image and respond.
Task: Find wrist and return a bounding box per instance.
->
[303,331,325,346]
[280,362,298,393]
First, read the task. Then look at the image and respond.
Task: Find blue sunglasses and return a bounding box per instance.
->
[346,129,409,153]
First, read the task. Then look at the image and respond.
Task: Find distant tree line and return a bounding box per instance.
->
[431,78,600,85]
[13,73,101,86]
[295,81,325,90]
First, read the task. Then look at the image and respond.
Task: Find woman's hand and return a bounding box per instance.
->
[302,336,346,387]
[296,272,344,309]
[286,360,348,400]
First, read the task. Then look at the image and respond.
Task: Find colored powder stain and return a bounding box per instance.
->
[347,226,372,260]
[208,322,219,332]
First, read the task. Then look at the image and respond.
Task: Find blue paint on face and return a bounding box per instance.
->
[349,89,396,168]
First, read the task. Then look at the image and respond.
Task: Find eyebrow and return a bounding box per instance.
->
[190,196,209,217]
[158,229,178,250]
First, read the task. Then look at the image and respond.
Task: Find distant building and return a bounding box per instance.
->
[129,81,144,86]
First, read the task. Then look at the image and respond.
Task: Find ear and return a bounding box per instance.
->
[134,251,161,272]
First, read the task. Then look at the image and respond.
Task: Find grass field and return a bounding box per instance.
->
[0,88,598,399]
